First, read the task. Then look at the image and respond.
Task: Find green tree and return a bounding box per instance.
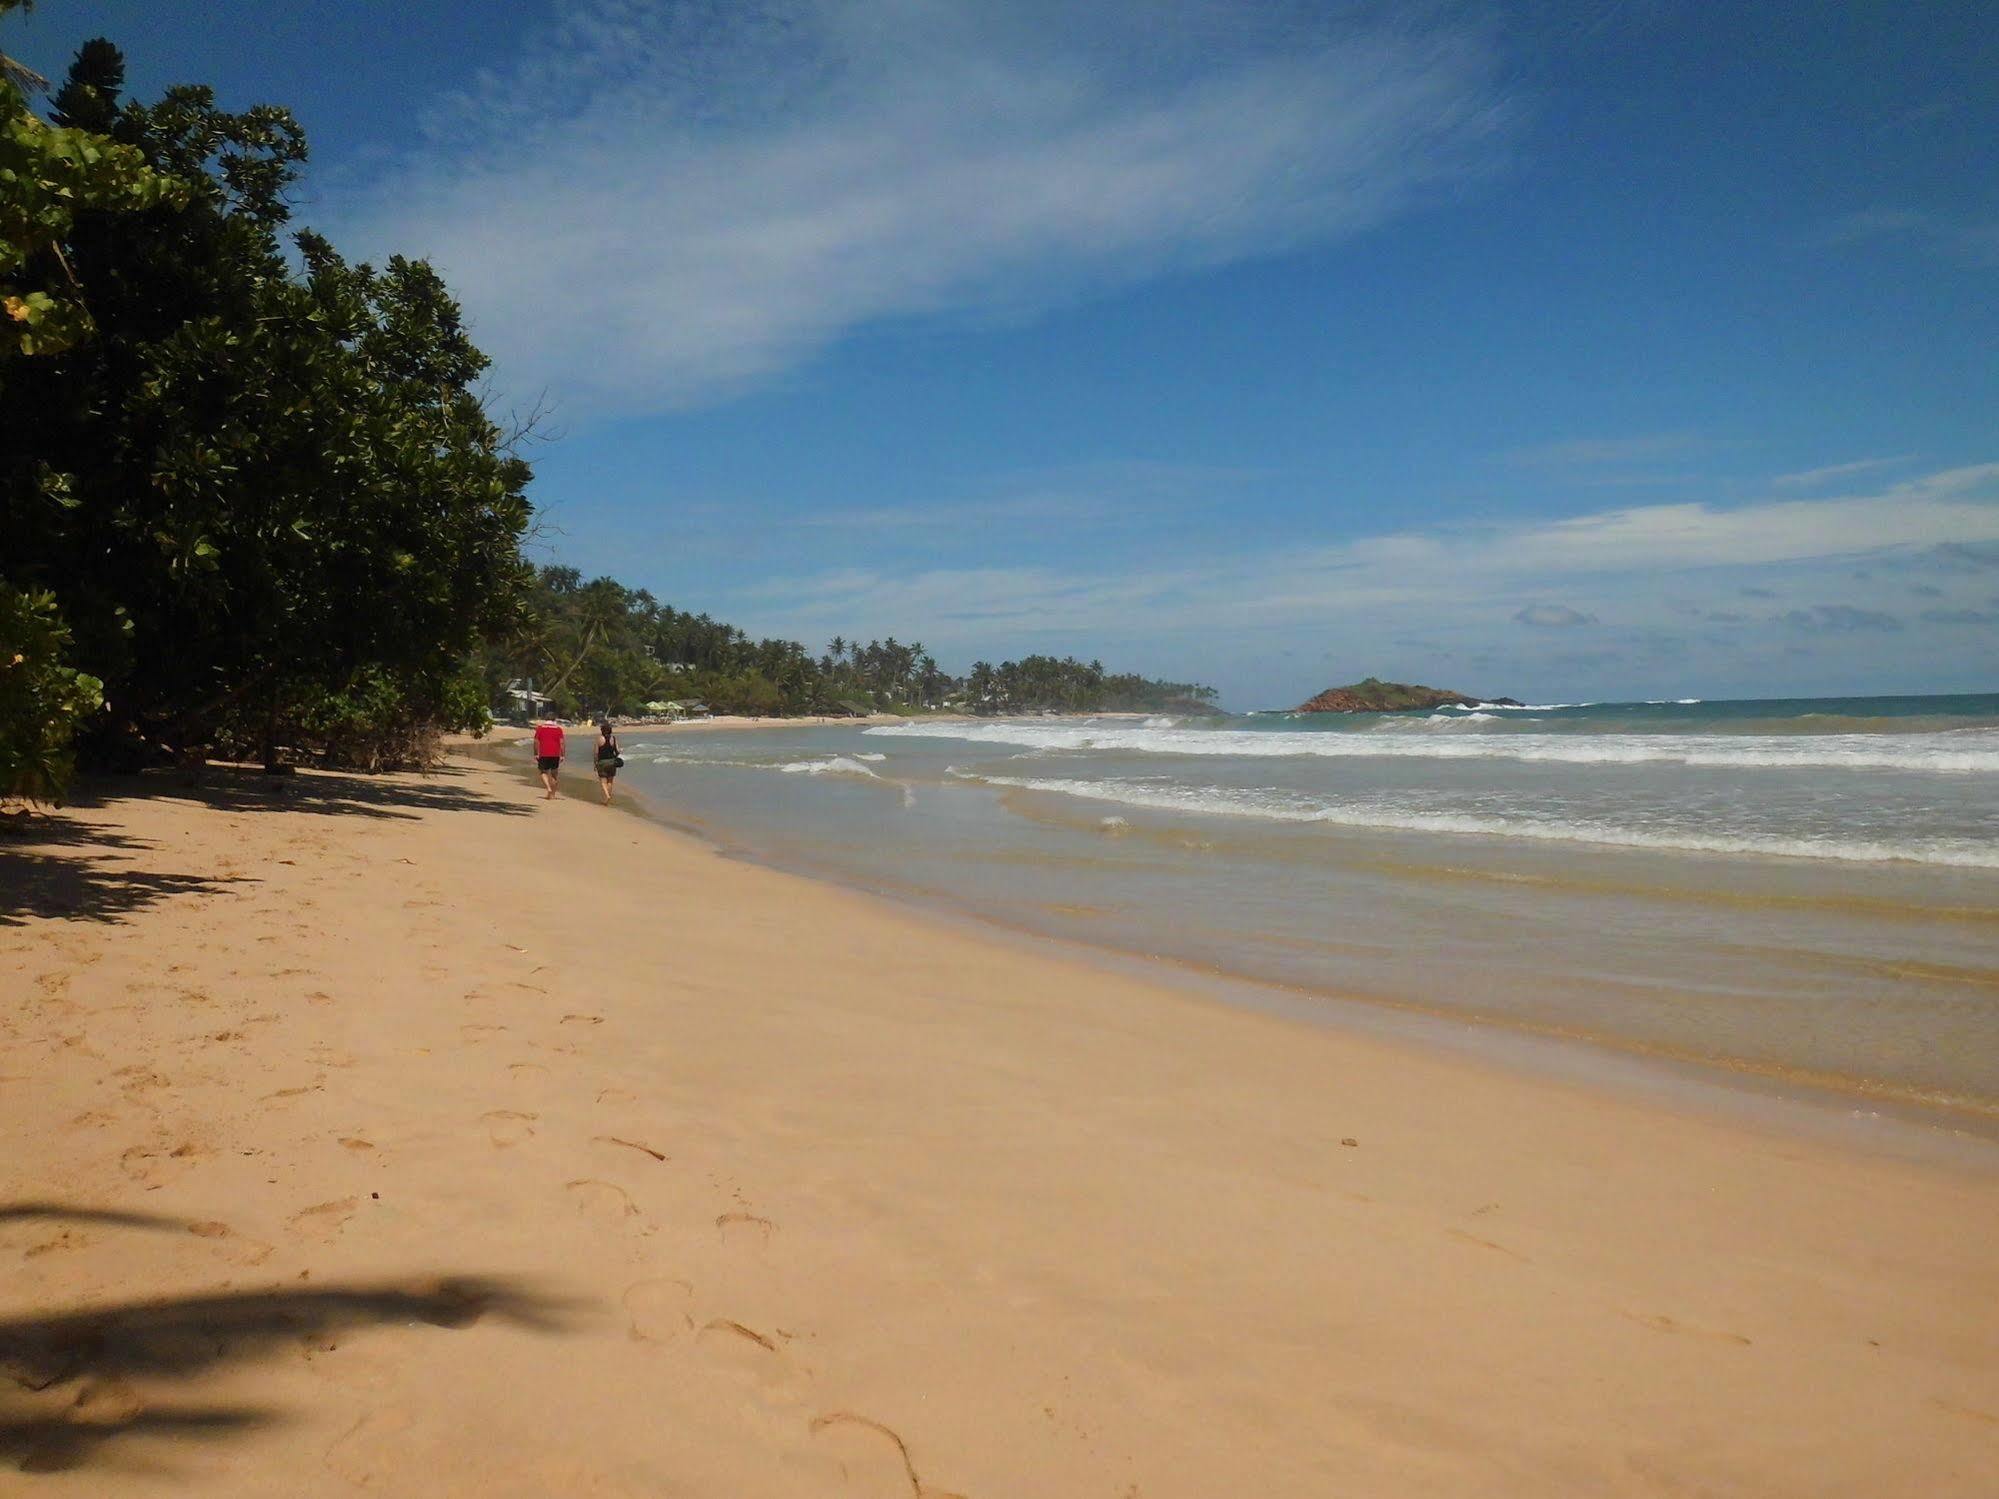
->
[0,586,102,801]
[1,32,533,766]
[1,4,180,799]
[0,2,185,354]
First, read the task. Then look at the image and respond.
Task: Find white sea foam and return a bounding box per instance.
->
[853,752,888,762]
[869,721,1999,774]
[778,755,884,779]
[952,771,1999,867]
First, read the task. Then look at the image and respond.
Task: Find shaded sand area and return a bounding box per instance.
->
[3,758,1996,1495]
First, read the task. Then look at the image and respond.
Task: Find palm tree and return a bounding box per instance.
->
[537,577,627,700]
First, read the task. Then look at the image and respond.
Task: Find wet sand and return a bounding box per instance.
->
[2,756,1995,1495]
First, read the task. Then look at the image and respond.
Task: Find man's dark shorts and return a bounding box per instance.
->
[537,756,561,773]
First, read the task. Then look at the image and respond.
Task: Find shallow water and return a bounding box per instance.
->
[617,694,1999,1119]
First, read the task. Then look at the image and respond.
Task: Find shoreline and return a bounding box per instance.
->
[4,757,1996,1493]
[481,740,1999,1147]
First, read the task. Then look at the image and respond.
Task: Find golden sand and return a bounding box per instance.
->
[2,756,1995,1495]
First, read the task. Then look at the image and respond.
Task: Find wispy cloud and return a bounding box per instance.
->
[1821,208,1999,269]
[1936,541,1999,571]
[1499,433,1710,469]
[1513,603,1596,628]
[329,0,1510,412]
[1771,455,1914,489]
[726,462,1999,662]
[799,458,1260,531]
[801,496,1113,532]
[1780,604,1903,633]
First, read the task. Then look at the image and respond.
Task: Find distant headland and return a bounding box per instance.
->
[1292,677,1522,713]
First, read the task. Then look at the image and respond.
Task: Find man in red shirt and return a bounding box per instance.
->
[532,720,566,800]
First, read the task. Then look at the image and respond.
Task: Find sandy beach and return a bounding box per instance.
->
[3,755,1996,1496]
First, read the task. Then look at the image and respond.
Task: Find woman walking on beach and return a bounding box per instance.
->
[594,720,622,804]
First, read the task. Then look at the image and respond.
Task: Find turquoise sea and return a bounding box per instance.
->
[614,694,1999,1121]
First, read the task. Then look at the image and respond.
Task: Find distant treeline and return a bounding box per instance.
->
[472,568,1217,721]
[0,13,1207,798]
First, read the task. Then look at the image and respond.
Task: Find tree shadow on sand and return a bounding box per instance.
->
[0,1211,577,1474]
[2,761,535,925]
[66,761,535,823]
[0,1204,192,1231]
[0,821,255,927]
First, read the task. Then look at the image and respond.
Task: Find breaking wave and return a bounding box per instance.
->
[871,721,1999,774]
[954,771,1999,867]
[779,755,885,779]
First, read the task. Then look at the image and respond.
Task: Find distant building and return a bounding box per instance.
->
[503,680,550,722]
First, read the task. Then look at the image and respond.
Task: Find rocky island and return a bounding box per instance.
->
[1292,676,1522,713]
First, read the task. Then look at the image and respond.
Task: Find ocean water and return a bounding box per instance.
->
[616,695,1999,1119]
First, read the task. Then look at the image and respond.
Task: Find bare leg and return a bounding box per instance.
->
[541,769,558,799]
[599,774,613,804]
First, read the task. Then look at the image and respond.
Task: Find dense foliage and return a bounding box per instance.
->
[1,2,186,355]
[2,4,174,797]
[475,567,1217,720]
[1,19,534,779]
[0,585,102,801]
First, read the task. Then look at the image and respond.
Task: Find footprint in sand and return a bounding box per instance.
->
[301,1339,399,1392]
[119,1141,208,1188]
[70,1376,146,1424]
[460,1023,508,1043]
[1622,1311,1751,1346]
[24,1229,90,1259]
[567,1179,639,1226]
[623,1278,694,1342]
[717,1211,775,1246]
[508,1062,550,1084]
[188,1219,275,1266]
[324,1407,416,1486]
[113,1065,172,1095]
[596,1087,637,1107]
[698,1319,792,1386]
[808,1411,929,1496]
[287,1197,358,1243]
[483,1110,538,1147]
[1446,1229,1529,1263]
[560,1013,604,1027]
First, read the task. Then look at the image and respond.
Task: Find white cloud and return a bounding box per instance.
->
[1771,455,1914,489]
[328,0,1508,411]
[1500,433,1709,468]
[1514,604,1596,628]
[797,458,1259,530]
[721,463,1999,685]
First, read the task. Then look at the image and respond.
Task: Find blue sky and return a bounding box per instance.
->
[18,0,1999,707]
